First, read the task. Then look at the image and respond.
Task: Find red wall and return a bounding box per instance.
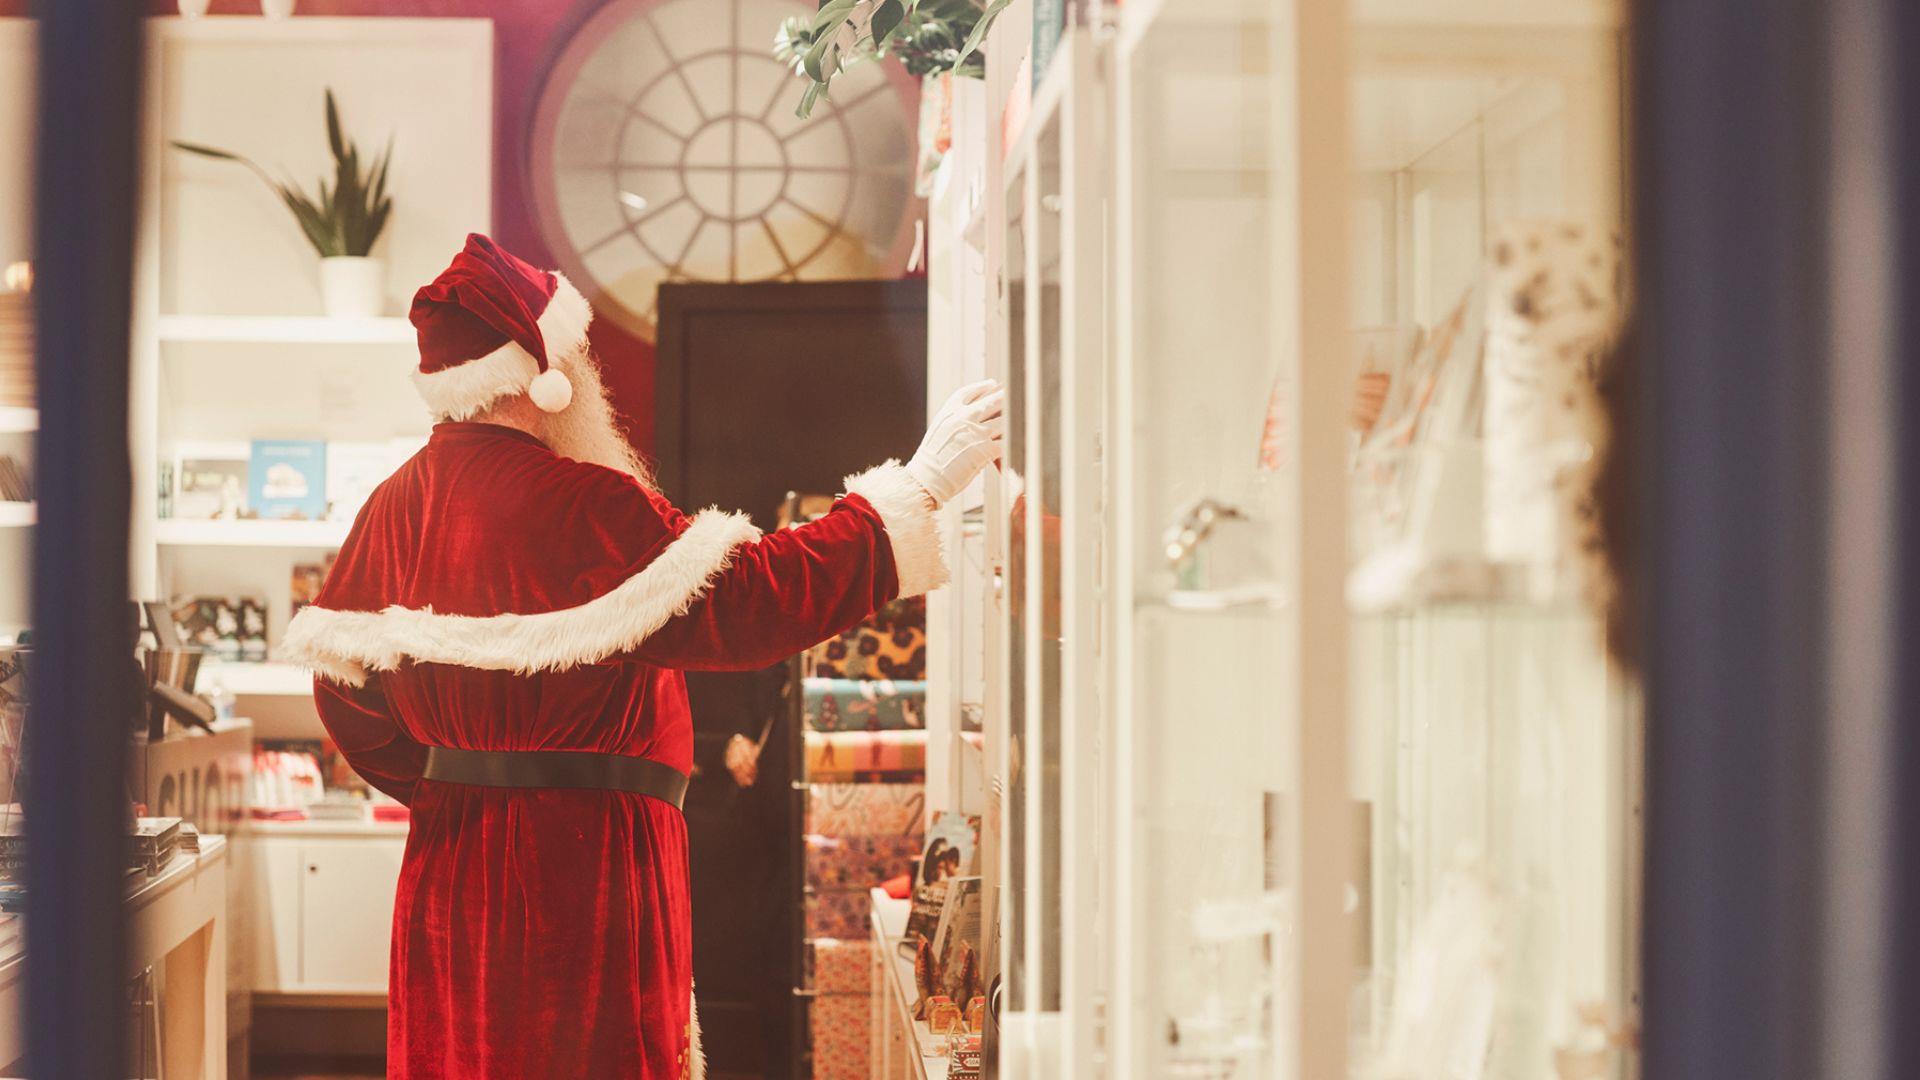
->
[8,1,664,449]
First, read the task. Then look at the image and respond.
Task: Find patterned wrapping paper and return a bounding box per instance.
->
[806,834,924,892]
[805,596,926,680]
[810,991,870,1080]
[1482,220,1623,607]
[807,890,871,939]
[805,730,927,783]
[808,782,926,837]
[804,678,927,732]
[806,938,874,993]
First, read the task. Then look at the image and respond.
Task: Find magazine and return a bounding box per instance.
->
[900,811,979,956]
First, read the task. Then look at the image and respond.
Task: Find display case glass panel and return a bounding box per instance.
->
[1114,5,1300,1076]
[1343,3,1638,1077]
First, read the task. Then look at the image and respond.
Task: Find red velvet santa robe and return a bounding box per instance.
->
[281,422,943,1079]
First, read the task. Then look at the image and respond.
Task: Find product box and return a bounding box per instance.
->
[290,553,338,617]
[174,457,248,520]
[248,439,327,520]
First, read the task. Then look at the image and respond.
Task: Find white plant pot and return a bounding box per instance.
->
[318,257,386,318]
[178,0,211,17]
[260,0,296,18]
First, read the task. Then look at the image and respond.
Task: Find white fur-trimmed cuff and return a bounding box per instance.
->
[844,460,947,598]
[412,273,594,421]
[279,507,761,686]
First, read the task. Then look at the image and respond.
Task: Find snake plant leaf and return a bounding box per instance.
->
[324,89,347,163]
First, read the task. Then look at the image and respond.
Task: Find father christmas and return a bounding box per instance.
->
[281,234,1003,1078]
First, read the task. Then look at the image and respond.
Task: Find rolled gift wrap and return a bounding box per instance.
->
[807,938,873,994]
[806,890,870,939]
[807,782,926,837]
[805,834,924,891]
[810,991,871,1080]
[804,730,927,783]
[805,596,927,679]
[804,677,928,732]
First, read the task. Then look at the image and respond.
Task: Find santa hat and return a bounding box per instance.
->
[410,233,593,419]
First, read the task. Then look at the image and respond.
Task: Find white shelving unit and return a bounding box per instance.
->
[120,17,495,1022]
[156,314,416,345]
[130,16,493,655]
[154,519,352,550]
[0,504,30,529]
[198,660,316,698]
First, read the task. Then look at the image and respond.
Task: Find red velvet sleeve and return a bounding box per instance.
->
[313,673,427,806]
[628,494,902,672]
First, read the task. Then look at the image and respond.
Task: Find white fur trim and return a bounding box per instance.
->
[412,272,594,421]
[687,987,704,1080]
[280,507,761,687]
[845,460,947,597]
[528,367,573,412]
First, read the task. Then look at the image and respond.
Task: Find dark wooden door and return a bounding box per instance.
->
[654,280,926,1077]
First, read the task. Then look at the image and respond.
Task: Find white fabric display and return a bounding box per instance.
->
[906,379,1004,507]
[1482,221,1622,606]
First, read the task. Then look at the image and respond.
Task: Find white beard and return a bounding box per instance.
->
[541,352,656,489]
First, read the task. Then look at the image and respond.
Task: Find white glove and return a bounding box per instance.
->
[906,379,1005,507]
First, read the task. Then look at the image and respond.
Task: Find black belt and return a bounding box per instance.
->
[422,746,689,810]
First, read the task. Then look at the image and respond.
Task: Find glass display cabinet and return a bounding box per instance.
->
[1342,3,1638,1079]
[994,24,1109,1075]
[936,1,1637,1076]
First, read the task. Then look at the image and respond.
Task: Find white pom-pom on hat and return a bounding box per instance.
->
[528,366,574,413]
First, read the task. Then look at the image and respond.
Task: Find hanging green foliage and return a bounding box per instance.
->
[773,0,1012,119]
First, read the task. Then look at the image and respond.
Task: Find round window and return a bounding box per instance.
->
[530,0,922,340]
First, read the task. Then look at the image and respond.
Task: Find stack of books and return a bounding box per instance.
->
[0,813,19,882]
[0,287,30,409]
[128,817,182,877]
[0,455,28,504]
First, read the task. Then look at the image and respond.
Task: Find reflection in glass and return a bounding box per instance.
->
[1035,116,1064,1014]
[1003,162,1028,1014]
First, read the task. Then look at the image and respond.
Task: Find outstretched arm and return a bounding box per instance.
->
[631,381,1004,672]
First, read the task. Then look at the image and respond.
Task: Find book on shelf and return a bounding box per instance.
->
[291,552,339,617]
[931,874,983,1002]
[0,454,30,504]
[248,439,327,520]
[901,811,980,956]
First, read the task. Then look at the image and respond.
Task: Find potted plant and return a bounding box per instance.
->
[172,90,394,317]
[773,0,1010,119]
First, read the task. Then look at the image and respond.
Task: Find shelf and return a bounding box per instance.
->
[871,889,952,1080]
[0,407,35,434]
[197,660,312,697]
[157,314,414,346]
[154,518,349,548]
[0,503,32,528]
